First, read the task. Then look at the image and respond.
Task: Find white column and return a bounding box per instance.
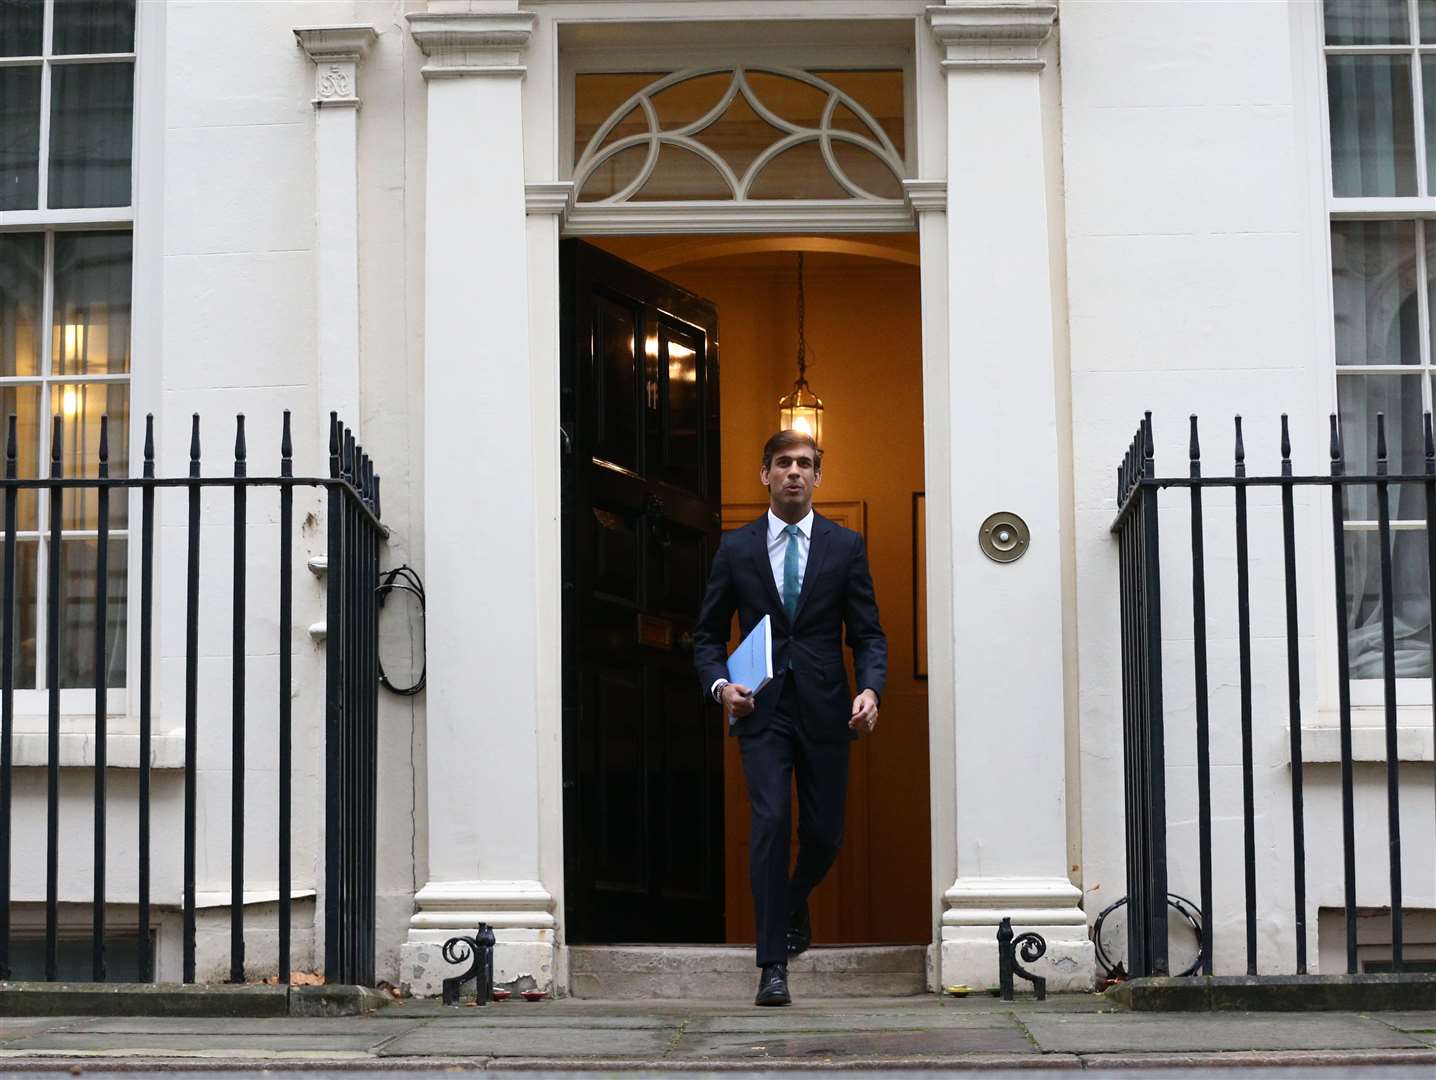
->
[927,1,1093,991]
[399,9,556,998]
[293,25,375,454]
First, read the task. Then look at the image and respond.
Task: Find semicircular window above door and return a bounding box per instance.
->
[572,66,908,205]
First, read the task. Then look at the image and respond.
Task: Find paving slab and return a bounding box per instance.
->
[376,1025,679,1058]
[0,1016,85,1038]
[1021,1013,1430,1054]
[0,1031,395,1054]
[47,1016,420,1035]
[1369,1010,1436,1032]
[414,1012,681,1030]
[685,1009,1026,1033]
[673,1026,1038,1059]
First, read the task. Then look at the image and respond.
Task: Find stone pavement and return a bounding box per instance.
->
[0,995,1431,1071]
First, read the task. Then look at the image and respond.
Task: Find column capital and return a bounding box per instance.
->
[525,181,574,217]
[902,179,948,215]
[293,24,378,108]
[407,10,536,80]
[926,2,1057,72]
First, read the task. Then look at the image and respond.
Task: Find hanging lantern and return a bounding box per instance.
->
[777,252,823,446]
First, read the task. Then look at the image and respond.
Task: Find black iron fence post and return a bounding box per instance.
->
[1112,410,1428,985]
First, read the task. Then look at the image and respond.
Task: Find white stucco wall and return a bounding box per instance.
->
[1063,0,1434,974]
[3,0,425,982]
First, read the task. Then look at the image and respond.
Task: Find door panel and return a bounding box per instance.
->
[562,240,723,944]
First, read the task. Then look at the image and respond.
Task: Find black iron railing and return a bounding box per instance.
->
[1113,410,1434,979]
[0,410,385,986]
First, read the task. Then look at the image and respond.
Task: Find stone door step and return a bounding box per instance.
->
[568,945,928,999]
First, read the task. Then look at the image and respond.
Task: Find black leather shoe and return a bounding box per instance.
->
[786,902,811,958]
[754,962,791,1006]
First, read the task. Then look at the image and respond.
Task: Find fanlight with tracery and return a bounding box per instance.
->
[573,66,906,204]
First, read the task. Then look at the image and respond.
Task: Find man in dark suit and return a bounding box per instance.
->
[693,430,887,1007]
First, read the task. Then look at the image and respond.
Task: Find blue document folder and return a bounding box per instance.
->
[725,615,773,724]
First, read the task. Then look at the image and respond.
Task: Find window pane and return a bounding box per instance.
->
[52,231,131,375]
[52,382,127,530]
[0,538,38,689]
[1337,373,1426,521]
[0,384,42,531]
[1325,0,1411,44]
[1327,55,1417,197]
[1344,528,1432,680]
[1331,220,1420,366]
[0,65,41,210]
[47,62,133,209]
[1427,57,1436,193]
[0,0,42,57]
[57,537,125,689]
[0,232,42,376]
[52,0,136,55]
[1424,0,1436,41]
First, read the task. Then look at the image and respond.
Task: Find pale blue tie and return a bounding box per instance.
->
[782,524,802,619]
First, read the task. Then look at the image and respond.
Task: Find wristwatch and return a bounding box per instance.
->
[711,678,730,703]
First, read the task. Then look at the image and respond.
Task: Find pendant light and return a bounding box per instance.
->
[777,252,823,445]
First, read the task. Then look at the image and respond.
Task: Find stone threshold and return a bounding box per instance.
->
[1107,972,1436,1012]
[0,981,392,1017]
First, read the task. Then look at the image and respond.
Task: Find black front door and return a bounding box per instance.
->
[560,240,724,943]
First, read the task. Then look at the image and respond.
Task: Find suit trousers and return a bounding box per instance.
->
[738,676,851,967]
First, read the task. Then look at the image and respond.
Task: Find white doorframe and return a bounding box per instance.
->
[522,3,950,993]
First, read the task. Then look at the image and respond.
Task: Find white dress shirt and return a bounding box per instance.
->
[713,509,814,701]
[766,507,814,607]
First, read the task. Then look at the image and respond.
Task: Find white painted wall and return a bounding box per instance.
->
[11,0,1432,989]
[1062,0,1434,974]
[4,0,425,982]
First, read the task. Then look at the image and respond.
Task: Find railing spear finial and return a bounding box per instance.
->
[1426,412,1434,475]
[98,415,109,474]
[1142,411,1155,478]
[189,414,201,479]
[143,414,155,478]
[1376,412,1388,476]
[50,414,62,479]
[1189,415,1201,479]
[373,474,381,520]
[328,412,340,481]
[281,410,293,479]
[1234,415,1245,478]
[234,414,247,474]
[7,414,17,475]
[1330,413,1343,469]
[1280,414,1292,478]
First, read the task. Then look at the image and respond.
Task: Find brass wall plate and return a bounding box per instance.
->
[979,512,1030,563]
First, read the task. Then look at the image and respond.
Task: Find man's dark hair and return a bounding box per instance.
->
[762,430,823,471]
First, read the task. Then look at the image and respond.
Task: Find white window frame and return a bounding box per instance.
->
[0,0,142,723]
[1309,0,1436,737]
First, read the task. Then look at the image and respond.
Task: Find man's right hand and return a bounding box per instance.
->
[721,682,755,719]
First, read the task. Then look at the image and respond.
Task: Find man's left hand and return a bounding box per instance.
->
[849,689,879,734]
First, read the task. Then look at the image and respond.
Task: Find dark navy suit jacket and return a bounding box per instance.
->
[693,512,887,743]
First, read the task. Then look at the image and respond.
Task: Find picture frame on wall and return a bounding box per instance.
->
[913,491,926,680]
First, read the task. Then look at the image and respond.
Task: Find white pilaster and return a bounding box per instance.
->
[400,8,556,998]
[293,25,376,455]
[927,1,1093,991]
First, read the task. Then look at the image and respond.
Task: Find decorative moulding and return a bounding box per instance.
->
[942,875,1087,926]
[926,2,1058,72]
[407,10,535,79]
[294,25,378,108]
[902,179,947,214]
[410,878,557,931]
[525,182,575,217]
[563,199,915,237]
